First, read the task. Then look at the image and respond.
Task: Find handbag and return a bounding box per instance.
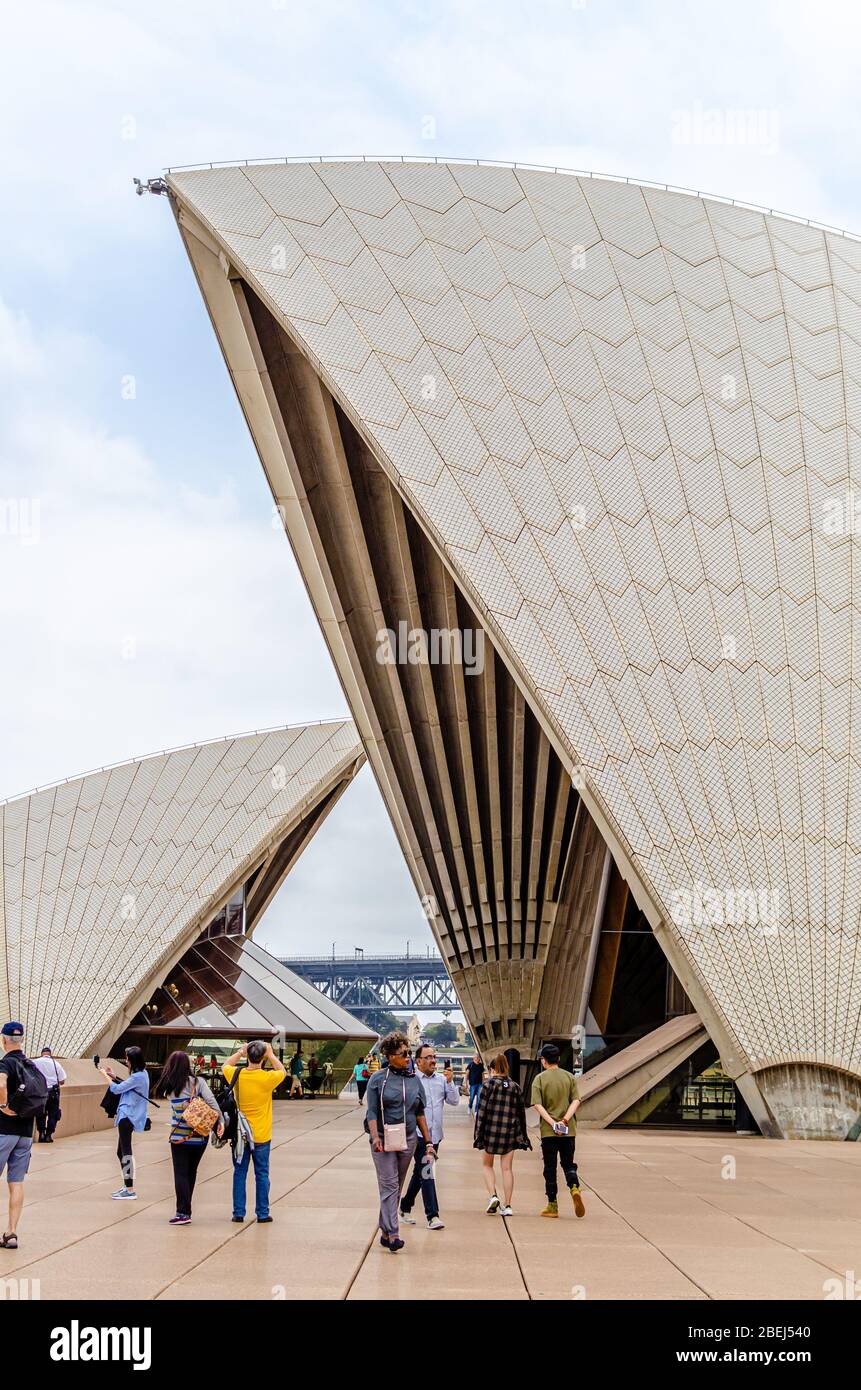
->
[382,1074,408,1152]
[181,1079,219,1137]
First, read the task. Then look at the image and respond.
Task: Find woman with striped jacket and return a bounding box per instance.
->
[155,1052,223,1224]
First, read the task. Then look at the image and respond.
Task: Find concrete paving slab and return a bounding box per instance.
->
[3,1099,858,1300]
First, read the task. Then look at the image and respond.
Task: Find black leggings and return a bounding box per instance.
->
[116,1118,135,1189]
[170,1142,207,1215]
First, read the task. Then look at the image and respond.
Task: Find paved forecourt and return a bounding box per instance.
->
[2,1098,860,1300]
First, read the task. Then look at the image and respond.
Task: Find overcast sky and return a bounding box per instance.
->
[1,0,859,968]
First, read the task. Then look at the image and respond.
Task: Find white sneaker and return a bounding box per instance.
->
[399,1209,417,1225]
[427,1216,445,1230]
[111,1189,137,1200]
[486,1195,500,1214]
[500,1205,513,1217]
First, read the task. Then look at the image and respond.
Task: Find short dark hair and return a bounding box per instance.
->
[41,1046,52,1055]
[540,1043,561,1064]
[380,1030,410,1059]
[247,1040,267,1063]
[414,1043,435,1060]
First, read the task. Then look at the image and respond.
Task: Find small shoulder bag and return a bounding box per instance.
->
[383,1074,408,1152]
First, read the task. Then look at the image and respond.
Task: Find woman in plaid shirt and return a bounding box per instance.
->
[472,1053,531,1216]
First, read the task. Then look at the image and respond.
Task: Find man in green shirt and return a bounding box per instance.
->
[530,1043,586,1218]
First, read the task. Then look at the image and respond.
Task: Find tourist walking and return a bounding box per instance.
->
[353,1056,370,1105]
[156,1051,223,1224]
[466,1052,485,1113]
[0,1022,45,1249]
[222,1040,285,1223]
[366,1032,434,1253]
[288,1046,304,1097]
[100,1046,150,1201]
[531,1043,585,1218]
[399,1043,459,1230]
[472,1053,531,1216]
[33,1046,66,1143]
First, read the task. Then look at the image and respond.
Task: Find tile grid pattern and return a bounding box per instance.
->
[170,160,861,1077]
[0,721,361,1055]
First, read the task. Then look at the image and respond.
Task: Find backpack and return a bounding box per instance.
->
[361,1067,370,1080]
[211,1066,242,1149]
[6,1055,49,1119]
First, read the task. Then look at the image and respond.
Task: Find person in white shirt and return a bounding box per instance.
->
[399,1043,460,1230]
[32,1047,66,1143]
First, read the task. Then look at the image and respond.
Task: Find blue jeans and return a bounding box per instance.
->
[401,1135,441,1219]
[232,1140,271,1219]
[469,1083,482,1112]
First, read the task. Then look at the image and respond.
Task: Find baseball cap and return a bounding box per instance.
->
[1,1022,24,1038]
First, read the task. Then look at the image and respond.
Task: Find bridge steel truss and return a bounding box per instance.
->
[279,957,458,1019]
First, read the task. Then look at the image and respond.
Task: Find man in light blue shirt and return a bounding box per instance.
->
[399,1043,459,1230]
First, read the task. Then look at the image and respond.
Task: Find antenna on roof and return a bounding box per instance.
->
[133,177,168,196]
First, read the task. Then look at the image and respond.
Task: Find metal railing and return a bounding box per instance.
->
[162,153,860,243]
[282,951,443,962]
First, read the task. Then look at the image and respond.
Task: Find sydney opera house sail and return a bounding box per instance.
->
[168,158,861,1138]
[0,721,365,1057]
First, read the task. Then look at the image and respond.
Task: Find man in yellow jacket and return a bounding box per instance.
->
[223,1040,285,1223]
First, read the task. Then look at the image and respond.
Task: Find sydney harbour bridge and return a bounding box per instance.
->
[277,950,458,1030]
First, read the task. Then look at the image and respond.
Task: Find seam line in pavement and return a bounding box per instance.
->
[592,1143,714,1299]
[604,1134,854,1284]
[692,1189,855,1282]
[500,1214,532,1300]
[153,1109,367,1300]
[9,1105,358,1280]
[344,1229,379,1301]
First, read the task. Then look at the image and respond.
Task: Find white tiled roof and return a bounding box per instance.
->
[0,721,362,1055]
[169,161,861,1078]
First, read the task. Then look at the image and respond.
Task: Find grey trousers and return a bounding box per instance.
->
[371,1139,417,1239]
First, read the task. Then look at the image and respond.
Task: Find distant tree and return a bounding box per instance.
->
[425,1020,457,1045]
[370,1010,403,1036]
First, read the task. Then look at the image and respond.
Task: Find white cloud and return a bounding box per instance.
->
[0,291,425,955]
[0,297,343,791]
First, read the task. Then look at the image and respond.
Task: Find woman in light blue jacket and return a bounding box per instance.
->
[99,1046,150,1201]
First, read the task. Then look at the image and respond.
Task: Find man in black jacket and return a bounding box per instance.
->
[466,1053,485,1113]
